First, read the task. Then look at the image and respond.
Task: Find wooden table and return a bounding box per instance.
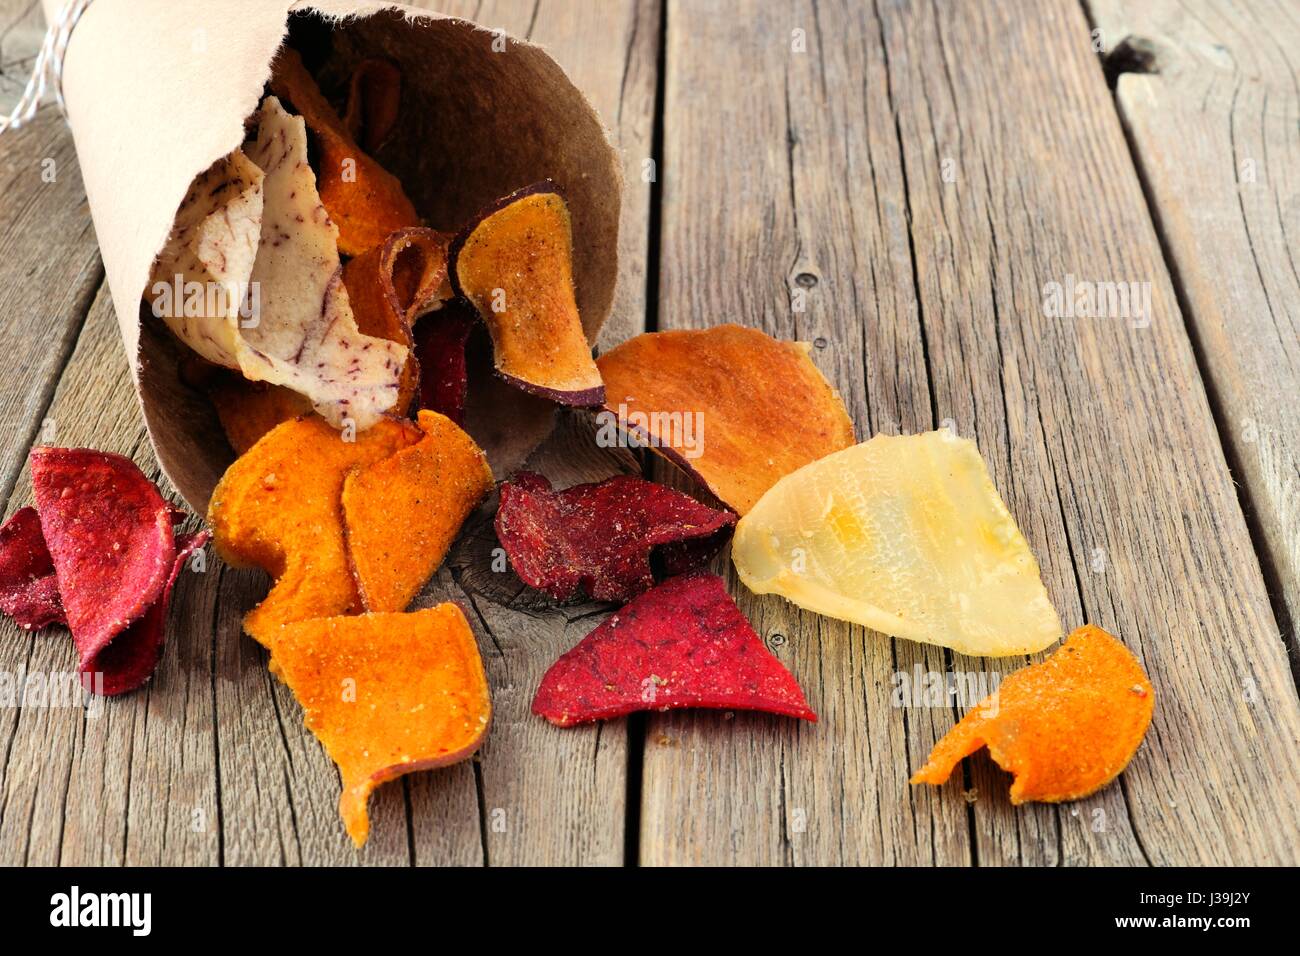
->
[1,0,1297,866]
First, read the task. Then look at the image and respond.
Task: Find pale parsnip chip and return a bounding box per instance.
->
[239,96,408,429]
[147,150,264,368]
[731,430,1062,657]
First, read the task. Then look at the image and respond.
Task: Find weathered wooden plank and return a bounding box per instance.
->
[640,0,971,866]
[641,0,1300,865]
[0,0,43,114]
[0,109,102,509]
[422,0,660,866]
[1087,0,1300,665]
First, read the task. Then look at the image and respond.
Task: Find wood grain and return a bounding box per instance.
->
[0,0,43,114]
[639,0,1300,865]
[1087,0,1300,665]
[0,0,658,865]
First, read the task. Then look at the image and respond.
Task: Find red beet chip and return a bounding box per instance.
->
[0,506,66,630]
[414,299,476,425]
[30,447,176,690]
[532,570,816,726]
[496,472,736,602]
[87,529,210,695]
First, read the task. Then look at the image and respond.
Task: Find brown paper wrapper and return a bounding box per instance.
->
[45,0,621,509]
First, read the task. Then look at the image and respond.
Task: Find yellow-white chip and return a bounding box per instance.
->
[240,96,407,429]
[148,150,264,369]
[148,97,408,431]
[731,430,1062,657]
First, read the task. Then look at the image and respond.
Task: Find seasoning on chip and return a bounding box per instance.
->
[731,430,1062,657]
[268,603,491,846]
[449,183,604,406]
[207,415,422,645]
[413,298,477,426]
[532,570,816,726]
[911,625,1154,803]
[342,410,494,613]
[596,324,855,514]
[0,506,66,631]
[496,471,736,602]
[269,47,419,257]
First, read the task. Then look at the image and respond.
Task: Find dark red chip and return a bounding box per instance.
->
[532,570,816,726]
[30,447,176,693]
[0,506,66,630]
[496,472,736,602]
[88,529,210,695]
[414,299,476,425]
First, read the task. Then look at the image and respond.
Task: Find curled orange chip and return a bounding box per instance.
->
[207,415,421,644]
[596,325,855,514]
[269,603,491,847]
[344,58,402,154]
[343,228,450,416]
[911,625,1155,803]
[342,410,494,613]
[270,47,419,256]
[449,183,603,406]
[208,374,312,456]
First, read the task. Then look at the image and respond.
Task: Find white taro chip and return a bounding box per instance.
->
[731,430,1063,657]
[148,150,265,369]
[148,96,407,430]
[237,95,407,429]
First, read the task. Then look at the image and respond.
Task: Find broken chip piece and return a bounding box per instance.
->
[269,47,419,257]
[911,625,1154,803]
[449,183,604,406]
[342,410,494,613]
[207,415,422,645]
[0,506,66,631]
[268,603,491,846]
[496,471,736,602]
[413,298,476,426]
[532,570,816,726]
[30,448,175,683]
[732,429,1062,657]
[596,324,854,514]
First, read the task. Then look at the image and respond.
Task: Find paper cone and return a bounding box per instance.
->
[45,0,622,509]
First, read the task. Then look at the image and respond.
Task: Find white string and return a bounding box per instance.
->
[0,0,93,136]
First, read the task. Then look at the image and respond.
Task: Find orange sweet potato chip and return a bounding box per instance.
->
[269,603,491,847]
[343,228,450,416]
[911,625,1155,803]
[342,410,494,613]
[596,325,855,514]
[269,47,419,256]
[449,183,604,406]
[207,415,421,645]
[208,373,313,456]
